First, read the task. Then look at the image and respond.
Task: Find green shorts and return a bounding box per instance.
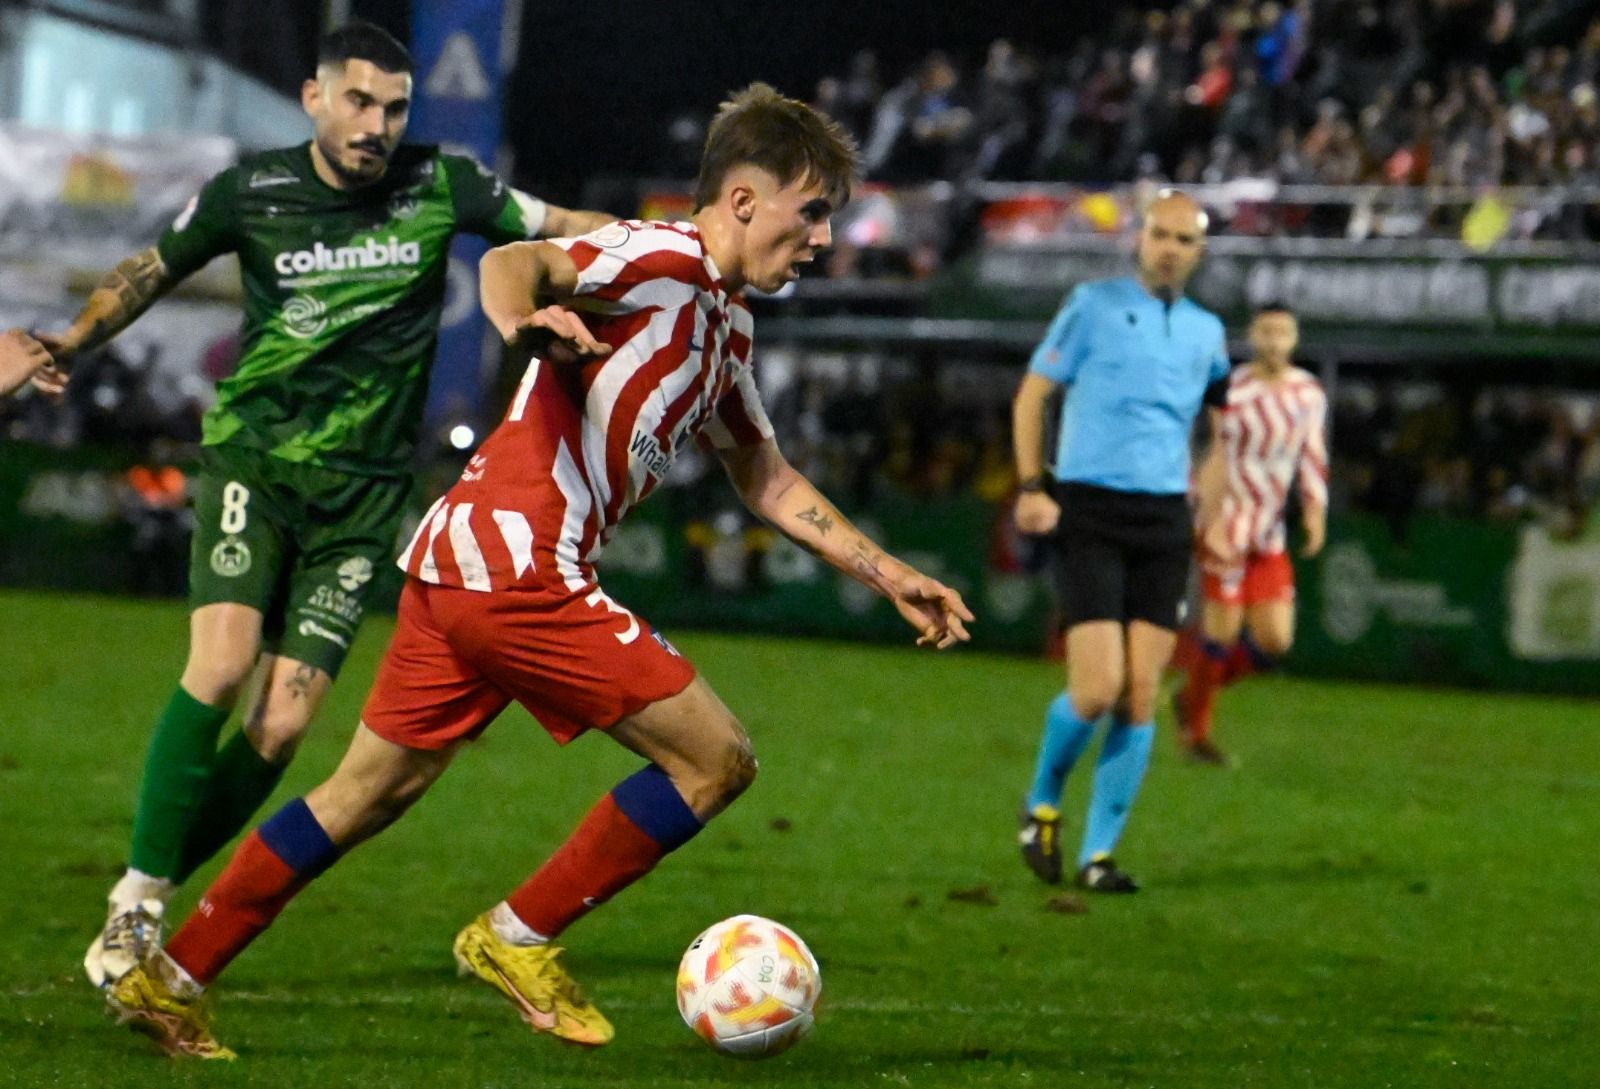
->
[189,444,410,677]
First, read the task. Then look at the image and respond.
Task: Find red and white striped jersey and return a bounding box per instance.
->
[398,220,774,593]
[1212,364,1328,555]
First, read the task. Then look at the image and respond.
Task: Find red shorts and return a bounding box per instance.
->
[1200,550,1296,608]
[362,578,697,750]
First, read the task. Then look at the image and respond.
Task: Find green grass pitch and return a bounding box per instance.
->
[2,589,1596,1088]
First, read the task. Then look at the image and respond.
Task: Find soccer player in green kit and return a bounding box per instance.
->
[34,22,615,988]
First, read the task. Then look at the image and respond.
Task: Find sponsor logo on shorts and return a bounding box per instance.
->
[210,536,252,577]
[651,629,681,657]
[297,619,350,648]
[337,556,375,592]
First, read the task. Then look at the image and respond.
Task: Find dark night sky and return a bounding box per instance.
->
[346,0,1108,203]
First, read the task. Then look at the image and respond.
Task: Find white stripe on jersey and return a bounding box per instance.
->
[508,359,541,423]
[581,304,694,515]
[552,438,594,591]
[616,276,697,312]
[559,224,704,299]
[415,500,451,583]
[492,510,535,577]
[397,494,447,572]
[1218,368,1328,554]
[448,503,491,591]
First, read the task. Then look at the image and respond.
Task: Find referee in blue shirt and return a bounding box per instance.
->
[1013,191,1229,892]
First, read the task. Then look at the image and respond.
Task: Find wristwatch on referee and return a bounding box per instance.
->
[1018,473,1051,494]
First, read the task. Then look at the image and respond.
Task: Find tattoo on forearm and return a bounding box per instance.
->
[796,506,834,536]
[851,540,884,580]
[80,248,168,348]
[285,664,318,701]
[110,249,168,309]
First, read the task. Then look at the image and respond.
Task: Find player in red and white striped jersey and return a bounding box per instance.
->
[120,84,973,1056]
[1174,303,1328,763]
[394,215,770,596]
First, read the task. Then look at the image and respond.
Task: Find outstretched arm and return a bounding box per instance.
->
[41,247,178,369]
[719,439,974,649]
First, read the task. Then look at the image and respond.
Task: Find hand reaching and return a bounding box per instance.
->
[0,329,63,398]
[507,306,612,366]
[889,572,975,650]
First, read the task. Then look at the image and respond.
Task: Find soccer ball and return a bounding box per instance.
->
[675,914,821,1058]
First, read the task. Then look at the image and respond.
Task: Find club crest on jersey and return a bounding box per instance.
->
[590,223,632,249]
[337,556,374,592]
[210,537,252,578]
[388,191,420,220]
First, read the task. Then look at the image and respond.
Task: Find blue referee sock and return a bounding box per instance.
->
[1078,717,1154,868]
[1025,692,1098,811]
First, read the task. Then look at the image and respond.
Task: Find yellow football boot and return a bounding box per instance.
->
[106,956,236,1061]
[452,914,614,1047]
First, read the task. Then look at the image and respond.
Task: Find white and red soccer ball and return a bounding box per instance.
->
[676,914,821,1058]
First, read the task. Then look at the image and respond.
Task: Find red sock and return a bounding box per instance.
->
[1221,641,1256,686]
[1184,651,1226,742]
[165,831,311,985]
[505,795,667,939]
[1171,627,1202,675]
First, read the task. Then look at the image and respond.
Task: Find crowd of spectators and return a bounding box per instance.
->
[1333,379,1600,538]
[805,1,1600,192]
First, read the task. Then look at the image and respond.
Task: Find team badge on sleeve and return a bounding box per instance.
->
[210,537,252,578]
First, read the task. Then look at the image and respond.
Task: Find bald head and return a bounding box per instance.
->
[1136,190,1208,297]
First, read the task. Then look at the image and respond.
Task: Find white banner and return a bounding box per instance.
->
[1507,524,1600,661]
[0,122,234,269]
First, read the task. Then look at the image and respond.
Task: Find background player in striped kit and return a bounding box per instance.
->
[104,83,972,1059]
[1174,303,1328,764]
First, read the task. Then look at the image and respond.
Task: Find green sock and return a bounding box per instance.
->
[128,687,231,881]
[173,729,287,884]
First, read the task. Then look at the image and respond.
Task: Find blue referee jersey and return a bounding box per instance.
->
[1028,276,1230,495]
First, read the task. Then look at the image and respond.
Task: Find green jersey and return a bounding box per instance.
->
[158,143,543,476]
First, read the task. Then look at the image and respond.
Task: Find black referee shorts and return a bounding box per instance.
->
[1047,482,1193,631]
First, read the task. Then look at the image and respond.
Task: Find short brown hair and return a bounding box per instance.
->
[693,83,859,212]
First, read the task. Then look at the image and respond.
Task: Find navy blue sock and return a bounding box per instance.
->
[257,797,340,879]
[610,764,703,850]
[1241,631,1279,672]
